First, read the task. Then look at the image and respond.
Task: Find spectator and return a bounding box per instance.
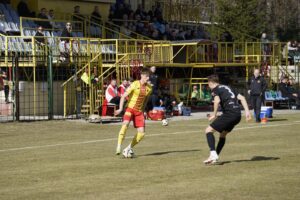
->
[148,5,156,19]
[34,26,45,46]
[118,79,128,97]
[248,69,267,123]
[73,6,85,31]
[1,71,9,103]
[91,6,102,24]
[0,13,5,34]
[278,76,300,106]
[59,22,76,62]
[37,8,51,29]
[17,0,35,17]
[73,73,82,118]
[114,3,126,21]
[191,85,200,105]
[108,8,115,22]
[149,66,159,110]
[47,9,60,29]
[261,32,269,61]
[105,79,120,105]
[120,22,131,36]
[135,4,147,20]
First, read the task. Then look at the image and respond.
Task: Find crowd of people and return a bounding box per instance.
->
[108,1,213,41]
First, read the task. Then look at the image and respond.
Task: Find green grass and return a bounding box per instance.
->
[1,114,300,200]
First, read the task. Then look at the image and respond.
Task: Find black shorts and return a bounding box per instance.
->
[210,113,241,133]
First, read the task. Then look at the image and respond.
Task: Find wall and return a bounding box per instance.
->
[19,81,64,116]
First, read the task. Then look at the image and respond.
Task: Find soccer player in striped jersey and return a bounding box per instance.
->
[114,68,152,157]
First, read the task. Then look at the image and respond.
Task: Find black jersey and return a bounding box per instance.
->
[211,85,241,114]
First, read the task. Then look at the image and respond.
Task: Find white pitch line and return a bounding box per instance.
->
[0,122,300,153]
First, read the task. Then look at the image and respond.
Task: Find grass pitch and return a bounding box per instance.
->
[0,113,300,200]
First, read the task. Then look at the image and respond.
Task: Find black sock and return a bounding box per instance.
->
[216,137,226,155]
[206,132,215,151]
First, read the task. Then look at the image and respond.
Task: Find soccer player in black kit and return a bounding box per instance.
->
[204,75,251,165]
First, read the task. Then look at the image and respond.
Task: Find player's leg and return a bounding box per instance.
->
[216,131,228,155]
[216,114,241,156]
[129,111,145,148]
[123,111,145,157]
[116,109,132,155]
[256,96,262,122]
[204,125,219,164]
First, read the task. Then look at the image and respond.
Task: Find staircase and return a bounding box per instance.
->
[61,52,146,118]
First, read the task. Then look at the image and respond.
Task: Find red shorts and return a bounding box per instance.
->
[123,108,145,128]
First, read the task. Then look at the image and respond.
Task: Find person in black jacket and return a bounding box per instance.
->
[17,0,35,17]
[278,76,300,105]
[59,22,73,62]
[34,26,45,45]
[248,69,267,122]
[148,66,159,110]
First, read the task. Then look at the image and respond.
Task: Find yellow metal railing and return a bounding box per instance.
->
[61,52,146,117]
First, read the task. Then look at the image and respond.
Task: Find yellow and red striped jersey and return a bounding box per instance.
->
[126,81,152,111]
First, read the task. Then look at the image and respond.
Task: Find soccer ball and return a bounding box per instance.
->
[122,148,134,158]
[162,119,168,126]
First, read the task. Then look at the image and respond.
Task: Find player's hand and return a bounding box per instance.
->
[245,111,252,122]
[248,90,251,95]
[208,114,217,122]
[114,109,122,116]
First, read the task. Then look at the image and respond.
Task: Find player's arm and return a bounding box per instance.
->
[209,95,220,121]
[237,94,251,121]
[114,91,130,116]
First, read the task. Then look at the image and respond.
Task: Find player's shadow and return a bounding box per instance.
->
[268,118,287,122]
[140,149,201,157]
[218,156,280,165]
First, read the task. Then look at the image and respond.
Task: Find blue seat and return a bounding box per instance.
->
[276,91,288,100]
[265,91,275,101]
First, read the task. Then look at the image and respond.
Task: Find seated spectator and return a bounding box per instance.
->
[148,5,156,19]
[114,3,126,22]
[118,79,128,97]
[135,4,147,20]
[37,8,51,29]
[59,22,78,62]
[191,85,200,99]
[105,79,120,105]
[278,76,300,105]
[191,85,200,105]
[0,13,5,34]
[17,0,35,17]
[48,9,60,29]
[120,22,131,36]
[34,26,45,45]
[91,6,102,24]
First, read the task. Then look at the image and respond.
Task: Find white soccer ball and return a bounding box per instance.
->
[123,148,134,158]
[162,119,168,126]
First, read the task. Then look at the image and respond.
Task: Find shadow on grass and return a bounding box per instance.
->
[218,156,280,165]
[268,118,288,122]
[140,149,201,157]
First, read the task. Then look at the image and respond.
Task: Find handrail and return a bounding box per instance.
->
[61,52,102,87]
[20,16,84,34]
[105,21,152,40]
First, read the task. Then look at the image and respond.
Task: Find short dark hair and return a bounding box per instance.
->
[140,67,150,76]
[207,74,219,83]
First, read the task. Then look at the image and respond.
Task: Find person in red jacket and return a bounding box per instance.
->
[118,79,128,97]
[105,79,120,105]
